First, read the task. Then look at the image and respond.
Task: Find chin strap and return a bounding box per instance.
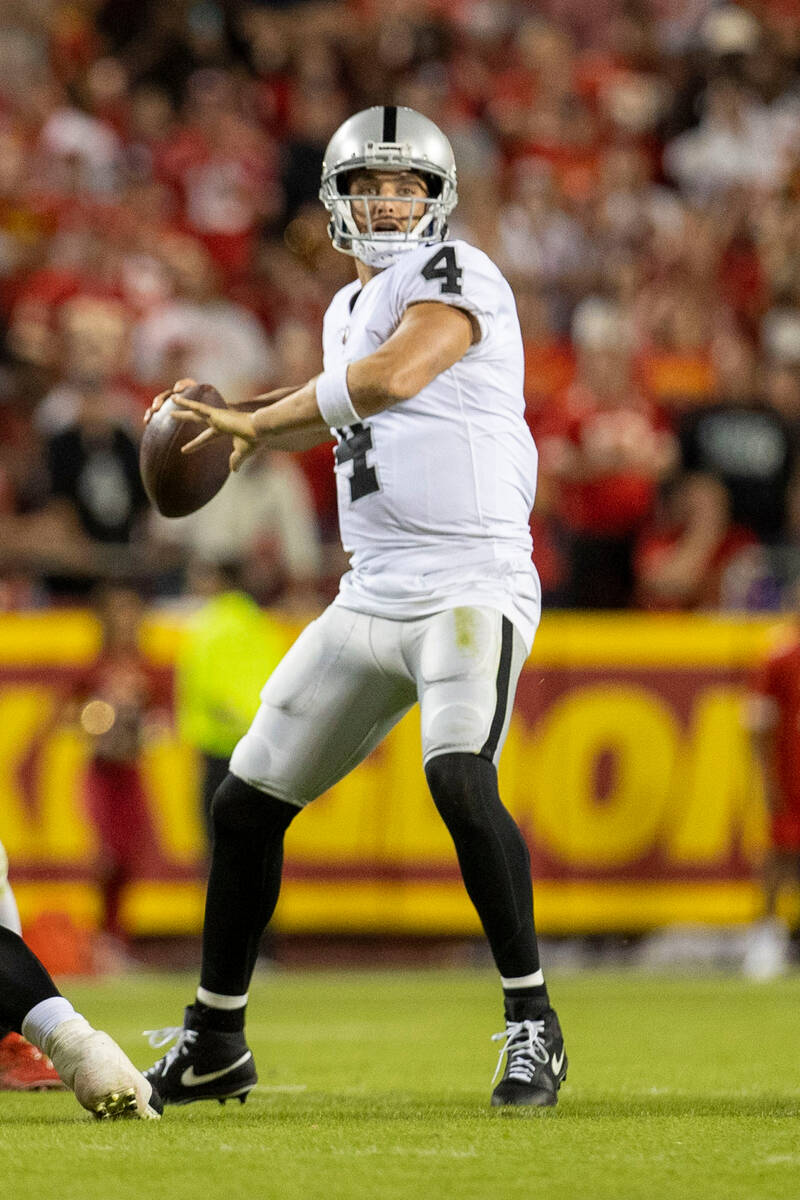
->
[352,237,434,269]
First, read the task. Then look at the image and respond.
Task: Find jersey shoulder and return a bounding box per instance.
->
[396,238,508,289]
[389,239,513,341]
[447,238,509,282]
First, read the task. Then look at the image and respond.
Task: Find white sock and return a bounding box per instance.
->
[501,970,545,989]
[21,998,82,1054]
[196,987,248,1010]
[0,883,22,936]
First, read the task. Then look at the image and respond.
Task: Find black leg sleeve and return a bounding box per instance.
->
[200,773,298,997]
[201,753,232,847]
[425,752,541,979]
[0,926,61,1032]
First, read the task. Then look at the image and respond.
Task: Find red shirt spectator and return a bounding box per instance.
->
[633,474,758,610]
[155,75,279,278]
[540,378,673,536]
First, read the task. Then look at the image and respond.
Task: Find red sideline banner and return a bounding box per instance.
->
[0,610,785,936]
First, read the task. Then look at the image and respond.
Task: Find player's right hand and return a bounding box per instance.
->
[144,378,198,425]
[170,394,258,472]
[144,382,298,425]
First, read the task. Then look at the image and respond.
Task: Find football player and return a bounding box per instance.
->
[0,922,161,1118]
[0,839,64,1091]
[144,106,567,1108]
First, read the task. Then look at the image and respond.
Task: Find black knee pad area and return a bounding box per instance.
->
[210,773,298,836]
[424,752,501,829]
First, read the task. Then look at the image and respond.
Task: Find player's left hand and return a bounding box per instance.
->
[171,396,259,472]
[144,377,198,425]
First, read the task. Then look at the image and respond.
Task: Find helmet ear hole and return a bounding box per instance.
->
[337,169,358,196]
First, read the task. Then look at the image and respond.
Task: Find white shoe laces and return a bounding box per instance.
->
[491,1019,548,1085]
[143,1026,198,1071]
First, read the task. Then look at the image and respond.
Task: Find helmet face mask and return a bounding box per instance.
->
[320,107,458,269]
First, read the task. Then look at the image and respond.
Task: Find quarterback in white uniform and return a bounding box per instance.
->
[144,106,567,1109]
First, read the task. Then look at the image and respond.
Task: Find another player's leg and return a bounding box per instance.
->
[0,926,161,1118]
[0,839,64,1091]
[417,608,567,1107]
[0,840,22,936]
[144,607,416,1107]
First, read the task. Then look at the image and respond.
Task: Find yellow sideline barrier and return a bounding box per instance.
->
[0,610,790,936]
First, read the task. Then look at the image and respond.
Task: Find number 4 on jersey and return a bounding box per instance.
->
[335,423,380,501]
[421,246,463,295]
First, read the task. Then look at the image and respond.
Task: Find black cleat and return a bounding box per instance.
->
[147,1084,164,1116]
[143,1005,256,1107]
[490,1003,567,1108]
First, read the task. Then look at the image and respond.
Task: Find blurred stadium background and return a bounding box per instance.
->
[1,0,799,975]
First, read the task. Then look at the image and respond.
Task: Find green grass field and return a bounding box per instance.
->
[1,968,799,1200]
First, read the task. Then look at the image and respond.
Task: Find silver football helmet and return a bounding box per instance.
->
[319,106,458,269]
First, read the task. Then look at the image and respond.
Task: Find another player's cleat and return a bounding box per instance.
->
[143,1005,256,1107]
[91,1087,143,1120]
[490,1005,567,1108]
[45,1017,161,1120]
[0,1032,66,1091]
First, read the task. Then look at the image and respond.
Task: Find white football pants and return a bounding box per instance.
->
[231,604,528,808]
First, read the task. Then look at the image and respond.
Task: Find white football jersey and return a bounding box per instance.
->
[321,238,541,649]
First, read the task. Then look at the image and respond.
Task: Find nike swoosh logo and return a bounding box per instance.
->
[181,1051,252,1087]
[551,1048,566,1076]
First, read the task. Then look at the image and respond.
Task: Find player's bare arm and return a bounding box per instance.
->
[172,386,330,469]
[144,378,324,473]
[143,379,300,425]
[346,300,475,410]
[255,298,473,424]
[171,299,474,468]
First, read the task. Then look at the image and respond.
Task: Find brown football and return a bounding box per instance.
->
[139,383,232,518]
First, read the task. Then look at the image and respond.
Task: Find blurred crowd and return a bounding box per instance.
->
[0,0,799,611]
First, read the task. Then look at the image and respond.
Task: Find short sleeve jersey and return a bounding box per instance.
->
[321,239,541,648]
